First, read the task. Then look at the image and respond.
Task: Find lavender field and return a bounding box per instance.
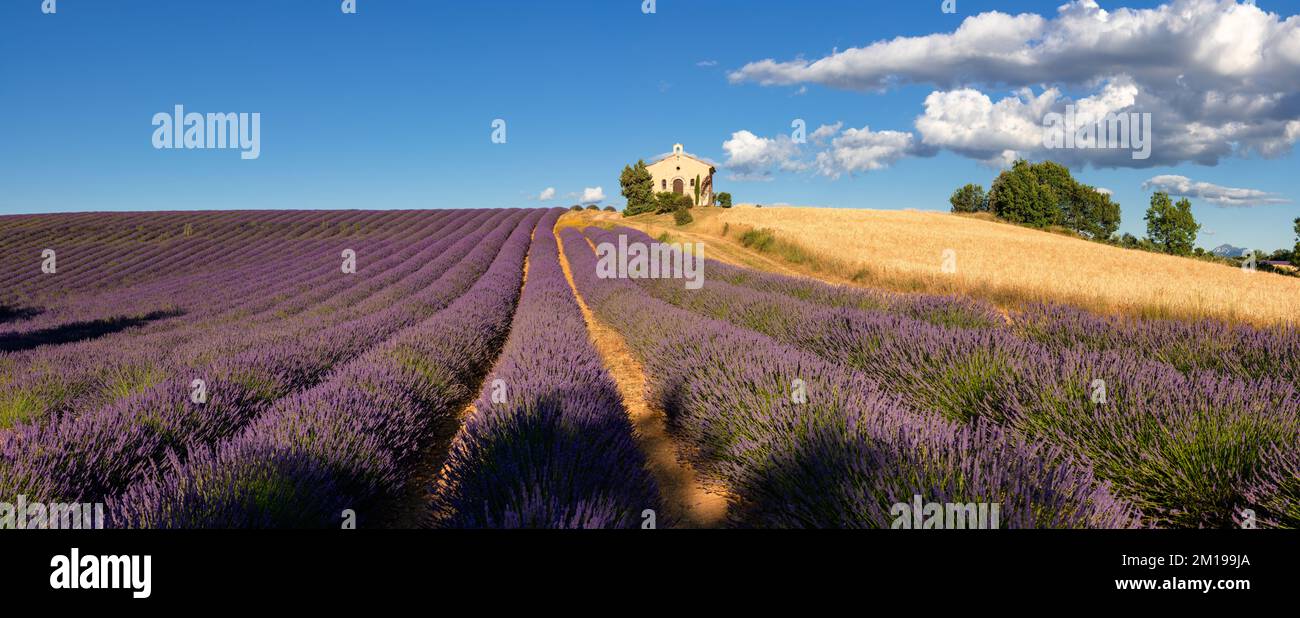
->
[0,209,1295,529]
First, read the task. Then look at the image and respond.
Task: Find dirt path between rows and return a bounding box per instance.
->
[555,230,729,528]
[415,228,537,528]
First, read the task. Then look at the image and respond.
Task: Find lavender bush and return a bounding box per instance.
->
[109,210,544,527]
[580,227,1298,527]
[436,212,661,528]
[560,228,1131,528]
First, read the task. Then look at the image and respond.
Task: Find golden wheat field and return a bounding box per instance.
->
[572,206,1300,327]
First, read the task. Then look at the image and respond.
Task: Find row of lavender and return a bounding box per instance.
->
[561,228,1133,528]
[1,209,468,346]
[434,213,660,527]
[111,209,545,527]
[1,210,439,382]
[3,208,666,528]
[0,210,531,512]
[1,210,454,338]
[585,226,1298,528]
[1,209,503,430]
[2,210,402,305]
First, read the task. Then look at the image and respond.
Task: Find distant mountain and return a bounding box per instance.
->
[1211,244,1248,258]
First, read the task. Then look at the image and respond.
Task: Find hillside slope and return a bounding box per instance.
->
[566,206,1300,326]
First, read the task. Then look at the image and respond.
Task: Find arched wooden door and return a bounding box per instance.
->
[673,179,685,195]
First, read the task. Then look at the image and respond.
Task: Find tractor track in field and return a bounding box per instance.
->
[419,224,538,528]
[555,229,729,529]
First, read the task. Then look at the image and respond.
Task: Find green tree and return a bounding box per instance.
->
[693,174,701,207]
[1065,184,1121,241]
[620,160,655,216]
[989,160,1055,227]
[716,192,733,208]
[1293,217,1300,267]
[949,184,988,213]
[1144,192,1200,256]
[1028,161,1073,214]
[982,160,1121,238]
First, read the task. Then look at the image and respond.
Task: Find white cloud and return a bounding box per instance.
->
[730,0,1300,168]
[910,78,1163,167]
[696,60,719,67]
[580,187,606,203]
[730,9,1047,90]
[915,87,1055,166]
[1141,175,1290,207]
[731,0,1300,91]
[815,125,928,178]
[538,187,556,201]
[810,122,843,144]
[721,130,806,180]
[723,124,929,180]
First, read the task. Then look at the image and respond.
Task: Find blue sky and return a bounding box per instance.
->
[2,0,1298,252]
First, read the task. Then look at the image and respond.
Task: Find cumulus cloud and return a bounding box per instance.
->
[537,187,556,201]
[815,125,933,178]
[580,187,606,203]
[721,130,807,180]
[723,124,931,180]
[913,77,1167,167]
[730,0,1300,168]
[1141,175,1290,206]
[915,87,1056,167]
[810,122,843,144]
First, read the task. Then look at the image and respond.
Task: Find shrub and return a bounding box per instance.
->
[568,205,582,212]
[603,206,615,212]
[740,228,776,252]
[585,204,599,211]
[651,193,671,214]
[653,192,693,215]
[716,192,732,208]
[673,206,693,226]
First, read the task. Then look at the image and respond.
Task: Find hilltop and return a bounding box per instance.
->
[564,205,1300,326]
